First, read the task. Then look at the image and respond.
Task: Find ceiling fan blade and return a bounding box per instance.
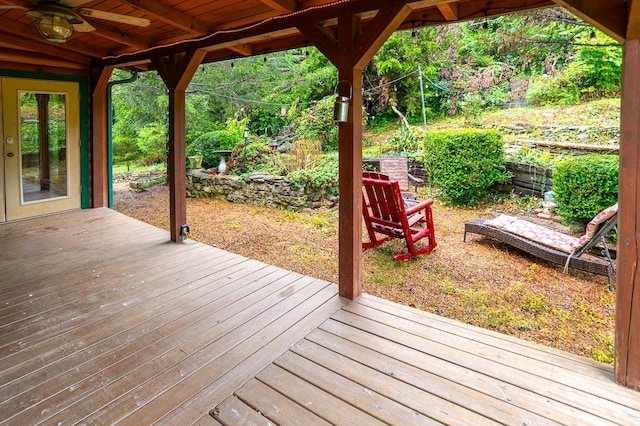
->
[60,0,95,7]
[73,20,95,32]
[77,8,150,27]
[0,5,26,9]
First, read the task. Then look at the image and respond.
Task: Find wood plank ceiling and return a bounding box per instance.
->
[0,0,562,73]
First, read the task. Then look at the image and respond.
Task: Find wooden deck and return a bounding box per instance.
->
[1,208,640,425]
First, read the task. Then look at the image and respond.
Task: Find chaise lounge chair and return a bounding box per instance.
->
[463,204,618,286]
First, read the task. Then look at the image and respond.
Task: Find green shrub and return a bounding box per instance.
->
[136,123,167,164]
[565,31,622,100]
[552,155,619,224]
[228,136,275,175]
[421,129,508,206]
[294,95,338,151]
[526,75,579,106]
[186,130,240,169]
[286,153,339,195]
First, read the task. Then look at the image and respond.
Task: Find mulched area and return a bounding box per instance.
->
[114,182,615,363]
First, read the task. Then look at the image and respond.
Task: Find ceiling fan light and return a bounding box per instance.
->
[37,13,74,43]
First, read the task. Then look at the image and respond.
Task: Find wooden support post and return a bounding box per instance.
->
[299,3,412,299]
[616,38,640,390]
[154,50,205,242]
[336,13,363,300]
[89,66,113,208]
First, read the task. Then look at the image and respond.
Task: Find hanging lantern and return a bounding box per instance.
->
[333,80,353,123]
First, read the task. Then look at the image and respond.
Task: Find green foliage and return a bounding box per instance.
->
[249,106,287,136]
[228,136,275,175]
[113,117,142,166]
[286,153,339,195]
[510,145,555,167]
[565,30,622,100]
[109,12,622,155]
[136,123,166,164]
[421,129,508,206]
[289,48,336,103]
[113,135,141,166]
[186,129,240,169]
[552,155,619,224]
[526,75,579,106]
[294,95,338,151]
[386,127,422,153]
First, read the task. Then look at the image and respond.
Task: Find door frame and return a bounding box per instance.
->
[0,70,90,221]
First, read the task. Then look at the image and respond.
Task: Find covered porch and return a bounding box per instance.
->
[1,209,639,425]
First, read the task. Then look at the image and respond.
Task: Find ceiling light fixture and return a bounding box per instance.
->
[36,13,74,42]
[26,6,81,43]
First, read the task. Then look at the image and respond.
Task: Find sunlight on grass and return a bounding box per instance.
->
[437,281,456,295]
[579,300,606,325]
[589,332,615,363]
[484,307,533,331]
[113,163,165,174]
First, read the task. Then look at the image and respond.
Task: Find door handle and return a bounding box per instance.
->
[6,152,14,157]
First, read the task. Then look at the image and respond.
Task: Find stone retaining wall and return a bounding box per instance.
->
[186,170,334,211]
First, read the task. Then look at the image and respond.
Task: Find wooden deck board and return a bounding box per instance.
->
[326,309,638,425]
[2,265,292,423]
[287,336,547,425]
[235,379,329,425]
[339,301,640,416]
[2,208,640,425]
[0,253,252,391]
[271,351,444,425]
[356,294,614,376]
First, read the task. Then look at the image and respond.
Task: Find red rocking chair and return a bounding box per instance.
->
[362,174,437,260]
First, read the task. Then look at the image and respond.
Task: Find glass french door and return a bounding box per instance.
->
[1,78,80,222]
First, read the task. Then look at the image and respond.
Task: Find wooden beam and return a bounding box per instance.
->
[88,21,153,49]
[89,66,114,208]
[154,50,206,242]
[0,60,87,75]
[437,3,459,20]
[260,0,297,14]
[228,43,253,56]
[211,10,282,32]
[96,0,404,68]
[118,0,210,35]
[296,23,338,65]
[616,38,640,390]
[355,3,413,68]
[0,47,87,69]
[629,0,640,40]
[553,0,628,42]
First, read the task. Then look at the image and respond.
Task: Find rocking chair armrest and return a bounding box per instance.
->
[405,198,433,216]
[407,173,424,184]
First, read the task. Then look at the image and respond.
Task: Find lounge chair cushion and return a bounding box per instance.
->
[574,203,618,250]
[485,214,579,253]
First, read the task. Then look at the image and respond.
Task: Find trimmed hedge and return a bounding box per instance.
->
[552,155,619,224]
[421,129,508,206]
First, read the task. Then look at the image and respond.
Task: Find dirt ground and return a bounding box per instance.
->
[114,182,615,363]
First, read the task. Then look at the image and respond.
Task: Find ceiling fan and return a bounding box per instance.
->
[0,0,150,43]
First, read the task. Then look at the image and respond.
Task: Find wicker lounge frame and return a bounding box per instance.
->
[464,214,617,286]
